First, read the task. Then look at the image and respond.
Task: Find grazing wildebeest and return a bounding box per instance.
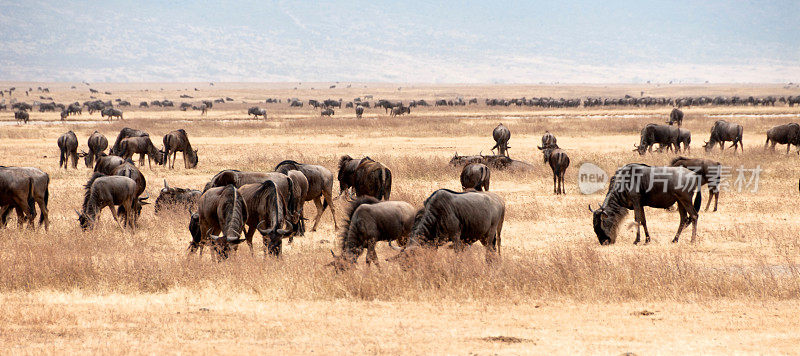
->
[204,170,300,229]
[764,123,800,153]
[15,110,29,124]
[397,189,505,261]
[119,136,165,168]
[76,173,145,230]
[248,107,267,119]
[329,196,416,269]
[703,120,743,153]
[285,170,308,238]
[274,160,338,231]
[0,166,49,230]
[337,156,392,200]
[541,131,558,149]
[139,101,148,108]
[491,123,511,157]
[155,180,201,214]
[238,180,293,257]
[390,106,410,116]
[59,110,68,121]
[460,163,490,191]
[590,163,702,245]
[162,129,198,169]
[110,128,148,156]
[57,131,79,169]
[355,105,364,118]
[321,108,334,117]
[112,160,147,198]
[93,154,125,174]
[537,146,570,194]
[187,184,247,259]
[635,123,679,155]
[670,156,722,212]
[677,128,691,152]
[80,131,108,168]
[101,107,123,121]
[667,108,684,126]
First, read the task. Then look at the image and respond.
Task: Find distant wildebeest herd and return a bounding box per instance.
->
[2,87,800,268]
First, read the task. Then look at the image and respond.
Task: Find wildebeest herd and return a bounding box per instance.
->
[2,95,800,270]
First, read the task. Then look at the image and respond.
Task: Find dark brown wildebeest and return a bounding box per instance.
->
[677,128,691,152]
[449,153,535,171]
[537,146,570,195]
[635,123,679,155]
[329,196,416,269]
[274,160,338,231]
[703,120,743,153]
[667,108,684,126]
[94,154,125,174]
[76,173,145,230]
[670,156,722,212]
[321,108,334,117]
[247,107,267,119]
[764,123,800,153]
[60,110,68,121]
[491,123,511,157]
[395,189,505,262]
[80,131,108,168]
[0,166,49,230]
[337,156,392,200]
[390,106,410,116]
[355,105,364,118]
[541,131,557,149]
[204,170,300,229]
[112,160,147,198]
[14,110,29,124]
[110,128,148,156]
[101,107,123,121]
[187,184,247,259]
[155,180,201,214]
[590,163,702,245]
[163,129,198,169]
[119,136,165,168]
[57,131,79,169]
[460,163,490,191]
[238,180,293,257]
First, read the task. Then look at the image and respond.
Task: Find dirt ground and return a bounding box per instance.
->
[1,82,799,354]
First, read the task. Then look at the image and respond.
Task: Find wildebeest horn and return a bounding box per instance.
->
[139,193,149,201]
[163,179,169,189]
[74,209,82,217]
[256,220,271,235]
[330,249,337,258]
[537,146,543,150]
[388,240,403,251]
[588,204,594,213]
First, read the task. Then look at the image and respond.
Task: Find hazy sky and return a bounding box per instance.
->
[1,0,798,83]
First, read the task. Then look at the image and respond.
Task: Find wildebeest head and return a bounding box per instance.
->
[208,186,247,259]
[76,209,94,230]
[537,146,554,163]
[589,204,615,245]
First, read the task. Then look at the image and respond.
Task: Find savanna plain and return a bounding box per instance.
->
[1,82,799,354]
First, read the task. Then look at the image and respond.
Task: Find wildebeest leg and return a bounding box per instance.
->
[712,190,719,212]
[365,241,379,268]
[38,199,49,230]
[552,171,557,194]
[559,172,566,194]
[452,233,466,253]
[672,204,688,243]
[107,205,123,229]
[705,186,714,211]
[632,203,646,244]
[323,189,338,229]
[244,224,256,256]
[0,206,10,227]
[310,197,325,232]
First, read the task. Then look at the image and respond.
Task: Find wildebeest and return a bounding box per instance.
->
[321,108,334,117]
[460,163,490,191]
[337,156,392,200]
[162,129,198,169]
[139,101,149,108]
[101,107,123,121]
[703,120,743,153]
[80,131,108,168]
[110,128,148,156]
[590,163,702,245]
[119,136,164,168]
[329,196,416,269]
[398,189,505,261]
[676,128,691,152]
[390,106,410,116]
[764,123,800,153]
[187,184,247,259]
[355,105,364,118]
[57,131,79,169]
[541,131,557,149]
[537,146,570,194]
[155,180,201,214]
[76,173,144,230]
[274,160,338,231]
[670,156,722,212]
[285,170,309,238]
[14,110,29,124]
[0,166,49,230]
[112,160,147,198]
[635,123,679,155]
[449,153,535,171]
[204,170,300,231]
[238,180,293,257]
[491,123,511,157]
[667,108,684,126]
[247,106,267,119]
[93,154,125,174]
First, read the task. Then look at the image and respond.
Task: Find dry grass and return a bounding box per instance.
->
[1,82,800,353]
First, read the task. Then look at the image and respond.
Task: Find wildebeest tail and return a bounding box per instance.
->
[693,189,702,212]
[27,178,36,221]
[188,213,201,245]
[377,167,389,200]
